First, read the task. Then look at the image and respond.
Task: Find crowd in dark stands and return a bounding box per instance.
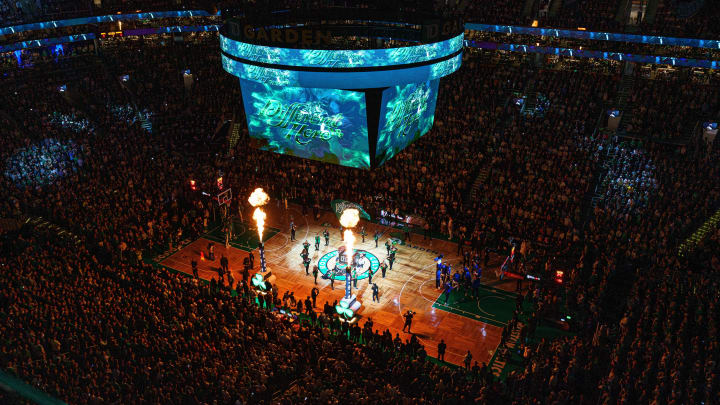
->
[624,72,720,140]
[3,0,720,41]
[1,21,719,405]
[466,30,720,62]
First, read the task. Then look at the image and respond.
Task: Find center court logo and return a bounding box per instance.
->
[317,249,380,280]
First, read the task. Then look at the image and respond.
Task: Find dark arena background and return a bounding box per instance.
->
[1,0,719,404]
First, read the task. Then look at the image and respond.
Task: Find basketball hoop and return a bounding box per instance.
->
[217,188,232,206]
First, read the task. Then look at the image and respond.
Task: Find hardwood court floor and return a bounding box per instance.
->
[161,203,515,366]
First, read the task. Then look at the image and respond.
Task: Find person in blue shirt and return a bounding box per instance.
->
[436,268,442,289]
[443,282,453,304]
[472,276,482,299]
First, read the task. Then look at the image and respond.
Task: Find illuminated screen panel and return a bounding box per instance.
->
[220,33,463,68]
[375,79,439,166]
[222,53,461,88]
[240,79,371,169]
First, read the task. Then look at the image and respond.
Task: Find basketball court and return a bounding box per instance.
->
[158,202,520,366]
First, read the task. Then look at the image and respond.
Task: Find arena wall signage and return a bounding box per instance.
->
[221,9,463,169]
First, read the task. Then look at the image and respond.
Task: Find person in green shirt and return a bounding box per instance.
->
[388,248,397,270]
[303,240,310,252]
[360,226,366,243]
[323,229,330,246]
[374,230,380,247]
[314,233,321,250]
[352,268,358,288]
[385,239,391,255]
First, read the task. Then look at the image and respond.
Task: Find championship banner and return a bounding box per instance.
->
[331,200,371,221]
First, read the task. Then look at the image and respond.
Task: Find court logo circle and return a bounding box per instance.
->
[317,249,380,281]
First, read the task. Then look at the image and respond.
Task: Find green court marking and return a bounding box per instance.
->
[203,219,281,252]
[432,284,521,328]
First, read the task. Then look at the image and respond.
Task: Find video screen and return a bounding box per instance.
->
[223,53,461,89]
[221,34,463,69]
[240,79,370,169]
[375,79,439,166]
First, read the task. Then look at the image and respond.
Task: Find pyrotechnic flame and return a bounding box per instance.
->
[344,229,355,266]
[340,209,360,267]
[339,208,360,229]
[248,188,269,242]
[253,208,267,242]
[248,188,269,207]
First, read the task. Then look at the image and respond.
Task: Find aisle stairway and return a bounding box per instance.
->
[678,207,720,256]
[522,91,538,117]
[228,119,242,153]
[523,0,536,17]
[615,0,631,23]
[465,167,490,210]
[615,70,636,135]
[139,115,153,133]
[643,0,660,23]
[24,216,82,245]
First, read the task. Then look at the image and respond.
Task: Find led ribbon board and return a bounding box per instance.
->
[220,33,463,68]
[222,10,463,168]
[221,53,461,89]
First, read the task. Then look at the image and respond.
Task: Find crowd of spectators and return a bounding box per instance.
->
[623,71,720,141]
[466,30,720,62]
[3,0,720,41]
[647,0,720,39]
[597,142,658,214]
[1,29,719,405]
[540,0,621,33]
[473,67,617,254]
[507,139,720,403]
[3,138,84,188]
